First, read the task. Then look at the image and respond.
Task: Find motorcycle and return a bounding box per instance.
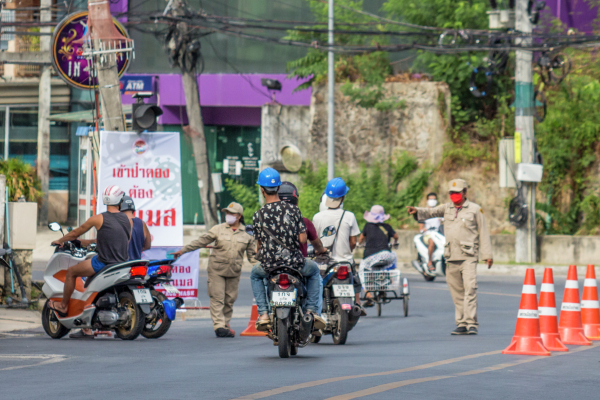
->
[312,258,361,345]
[41,222,151,340]
[141,259,184,339]
[411,228,446,282]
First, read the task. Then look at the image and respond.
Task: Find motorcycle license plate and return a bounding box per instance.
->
[132,289,153,304]
[317,263,328,271]
[271,291,296,307]
[333,284,355,297]
[162,283,180,295]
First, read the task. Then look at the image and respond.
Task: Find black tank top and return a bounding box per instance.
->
[97,212,131,266]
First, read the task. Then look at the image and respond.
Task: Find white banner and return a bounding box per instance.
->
[97,131,183,246]
[142,247,200,300]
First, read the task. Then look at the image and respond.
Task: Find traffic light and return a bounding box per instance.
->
[131,93,163,132]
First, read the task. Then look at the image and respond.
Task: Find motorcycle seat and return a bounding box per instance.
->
[84,260,149,288]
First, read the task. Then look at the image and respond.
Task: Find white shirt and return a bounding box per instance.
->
[312,208,361,262]
[424,217,442,231]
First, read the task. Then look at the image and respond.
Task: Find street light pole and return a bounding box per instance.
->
[515,0,536,263]
[327,0,335,181]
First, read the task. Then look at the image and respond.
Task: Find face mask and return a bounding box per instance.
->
[427,199,438,208]
[450,192,463,205]
[225,214,238,225]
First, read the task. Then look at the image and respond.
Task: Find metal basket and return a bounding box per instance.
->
[362,270,401,292]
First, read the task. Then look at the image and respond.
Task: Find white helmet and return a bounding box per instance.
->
[103,185,125,206]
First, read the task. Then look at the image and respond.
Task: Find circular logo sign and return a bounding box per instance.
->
[133,139,147,155]
[51,11,131,89]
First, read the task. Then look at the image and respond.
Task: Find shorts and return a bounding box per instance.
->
[91,256,107,273]
[423,233,435,244]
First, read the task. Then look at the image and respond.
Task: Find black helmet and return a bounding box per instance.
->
[120,195,136,212]
[279,181,299,205]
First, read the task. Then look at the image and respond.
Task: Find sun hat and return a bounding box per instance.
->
[363,205,390,223]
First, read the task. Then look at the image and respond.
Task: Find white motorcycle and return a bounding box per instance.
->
[411,228,446,282]
[41,222,151,340]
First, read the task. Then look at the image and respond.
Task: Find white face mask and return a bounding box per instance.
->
[427,199,438,208]
[225,214,238,225]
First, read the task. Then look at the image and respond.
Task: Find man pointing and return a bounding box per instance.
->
[407,179,493,335]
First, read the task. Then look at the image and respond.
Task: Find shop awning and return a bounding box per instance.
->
[48,104,132,123]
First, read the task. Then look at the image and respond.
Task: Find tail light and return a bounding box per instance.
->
[278,273,290,290]
[337,265,349,280]
[130,265,148,278]
[158,265,171,275]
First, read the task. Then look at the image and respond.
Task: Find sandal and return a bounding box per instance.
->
[47,301,68,318]
[69,330,94,339]
[255,315,271,332]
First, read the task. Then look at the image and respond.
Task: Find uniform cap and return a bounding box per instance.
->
[448,179,468,193]
[222,202,244,215]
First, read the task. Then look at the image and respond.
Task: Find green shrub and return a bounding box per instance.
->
[0,158,43,202]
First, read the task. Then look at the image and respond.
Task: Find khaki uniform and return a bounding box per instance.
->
[180,223,257,330]
[416,199,492,328]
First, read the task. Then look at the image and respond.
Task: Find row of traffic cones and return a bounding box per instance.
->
[503,265,600,356]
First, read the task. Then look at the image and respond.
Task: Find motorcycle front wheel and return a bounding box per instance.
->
[41,301,70,339]
[332,300,348,345]
[141,290,172,339]
[114,292,145,340]
[278,317,291,358]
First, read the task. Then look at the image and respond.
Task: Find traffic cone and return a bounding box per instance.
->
[240,299,267,337]
[558,265,592,345]
[503,268,550,356]
[538,268,568,351]
[581,265,600,340]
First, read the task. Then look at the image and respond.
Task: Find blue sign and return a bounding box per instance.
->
[120,76,153,95]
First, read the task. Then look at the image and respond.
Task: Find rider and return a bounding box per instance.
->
[419,192,443,272]
[250,168,326,331]
[358,205,399,307]
[120,196,152,260]
[47,186,132,320]
[312,177,364,311]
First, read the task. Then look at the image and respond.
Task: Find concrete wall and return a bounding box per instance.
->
[48,191,68,224]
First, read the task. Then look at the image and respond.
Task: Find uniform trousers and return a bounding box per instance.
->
[207,270,241,330]
[446,258,478,328]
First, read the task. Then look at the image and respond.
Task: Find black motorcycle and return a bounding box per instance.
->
[141,259,184,339]
[312,260,361,344]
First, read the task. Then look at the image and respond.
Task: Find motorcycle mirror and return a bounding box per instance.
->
[244,224,254,236]
[48,222,64,235]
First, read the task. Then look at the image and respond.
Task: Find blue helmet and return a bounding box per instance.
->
[325,177,349,198]
[257,167,281,188]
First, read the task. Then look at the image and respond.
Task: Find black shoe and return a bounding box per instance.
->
[451,327,468,335]
[468,327,478,335]
[215,328,235,338]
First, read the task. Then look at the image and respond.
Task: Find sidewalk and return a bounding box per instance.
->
[0,308,42,333]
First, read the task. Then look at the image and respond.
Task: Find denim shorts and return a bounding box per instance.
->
[91,256,107,273]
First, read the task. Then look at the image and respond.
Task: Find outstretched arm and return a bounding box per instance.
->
[51,215,102,246]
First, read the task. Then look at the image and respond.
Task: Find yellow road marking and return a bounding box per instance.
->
[232,350,501,400]
[325,343,599,400]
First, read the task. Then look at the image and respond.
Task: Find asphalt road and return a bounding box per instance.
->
[2,273,599,400]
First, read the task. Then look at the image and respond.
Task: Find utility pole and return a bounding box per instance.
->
[170,0,218,229]
[514,0,536,263]
[327,0,335,181]
[37,0,52,225]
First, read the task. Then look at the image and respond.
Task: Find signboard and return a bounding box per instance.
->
[120,75,154,95]
[52,11,130,89]
[142,248,200,300]
[97,131,183,247]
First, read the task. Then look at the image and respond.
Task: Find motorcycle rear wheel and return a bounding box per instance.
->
[141,290,172,339]
[278,317,291,358]
[114,292,145,340]
[332,300,348,345]
[41,301,70,339]
[423,274,436,282]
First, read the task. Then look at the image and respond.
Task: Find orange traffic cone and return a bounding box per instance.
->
[581,264,600,340]
[240,299,267,337]
[538,268,568,351]
[503,268,550,356]
[558,265,592,345]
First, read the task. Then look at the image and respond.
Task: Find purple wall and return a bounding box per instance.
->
[546,0,598,33]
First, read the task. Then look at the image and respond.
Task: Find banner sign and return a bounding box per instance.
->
[97,131,183,247]
[142,248,200,299]
[120,75,154,95]
[52,11,130,89]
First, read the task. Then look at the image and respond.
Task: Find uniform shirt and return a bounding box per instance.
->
[362,222,395,259]
[313,208,360,262]
[252,201,306,272]
[416,199,492,262]
[180,223,257,277]
[300,217,318,257]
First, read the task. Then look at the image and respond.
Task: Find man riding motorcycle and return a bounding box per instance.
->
[47,186,132,322]
[419,192,443,273]
[250,168,326,332]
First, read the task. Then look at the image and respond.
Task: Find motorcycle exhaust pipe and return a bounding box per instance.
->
[347,305,362,330]
[299,313,313,341]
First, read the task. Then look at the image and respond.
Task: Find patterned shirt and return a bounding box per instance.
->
[252,201,306,272]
